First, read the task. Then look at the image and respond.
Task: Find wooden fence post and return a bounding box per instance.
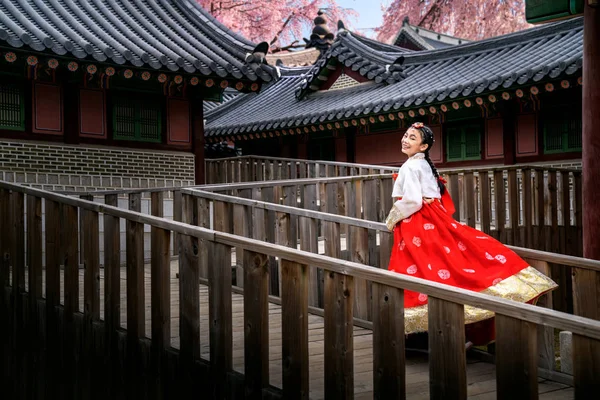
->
[126,193,145,396]
[11,191,24,398]
[324,271,354,399]
[479,171,491,235]
[428,297,467,400]
[494,170,506,243]
[151,192,171,398]
[243,250,270,398]
[81,198,100,397]
[508,169,519,245]
[103,194,121,396]
[372,284,405,400]
[61,202,79,398]
[464,173,476,228]
[44,199,60,396]
[209,242,233,399]
[349,225,370,321]
[522,169,533,248]
[281,260,309,399]
[495,314,538,399]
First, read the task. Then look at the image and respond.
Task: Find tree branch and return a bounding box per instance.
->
[271,41,305,53]
[417,0,444,27]
[269,12,296,45]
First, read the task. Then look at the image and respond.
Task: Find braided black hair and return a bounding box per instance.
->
[411,123,446,195]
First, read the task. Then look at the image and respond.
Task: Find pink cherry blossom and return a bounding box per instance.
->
[375,1,532,44]
[198,0,357,47]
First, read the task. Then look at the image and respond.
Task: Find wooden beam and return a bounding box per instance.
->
[372,284,405,400]
[243,250,270,398]
[192,98,205,185]
[575,4,600,395]
[428,297,467,400]
[324,271,354,398]
[495,314,538,399]
[281,260,309,399]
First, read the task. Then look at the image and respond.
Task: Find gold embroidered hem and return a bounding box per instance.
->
[385,206,404,231]
[404,266,558,334]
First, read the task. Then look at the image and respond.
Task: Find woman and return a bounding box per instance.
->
[385,122,557,345]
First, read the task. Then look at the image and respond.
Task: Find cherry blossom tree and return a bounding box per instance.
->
[375,0,534,43]
[198,1,358,52]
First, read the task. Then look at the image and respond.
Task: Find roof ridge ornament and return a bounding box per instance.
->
[304,10,335,54]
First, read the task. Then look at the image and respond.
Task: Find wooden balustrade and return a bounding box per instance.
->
[2,179,598,399]
[182,185,599,381]
[205,155,396,184]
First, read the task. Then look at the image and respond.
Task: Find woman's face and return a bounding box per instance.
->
[401,128,429,157]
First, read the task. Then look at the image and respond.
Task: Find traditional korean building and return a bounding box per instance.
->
[0,0,277,189]
[205,17,583,169]
[391,16,469,51]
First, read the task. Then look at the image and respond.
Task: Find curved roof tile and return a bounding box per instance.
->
[205,17,583,137]
[0,0,277,82]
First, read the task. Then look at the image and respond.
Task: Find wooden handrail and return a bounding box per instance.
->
[183,187,600,273]
[205,155,581,174]
[1,179,599,340]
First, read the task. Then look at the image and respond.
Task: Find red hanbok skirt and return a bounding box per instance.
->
[388,192,557,345]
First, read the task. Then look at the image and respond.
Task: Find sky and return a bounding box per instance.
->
[337,0,385,38]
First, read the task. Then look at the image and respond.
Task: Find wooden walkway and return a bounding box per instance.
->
[44,260,571,399]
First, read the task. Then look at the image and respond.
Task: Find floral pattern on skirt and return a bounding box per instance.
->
[389,199,541,309]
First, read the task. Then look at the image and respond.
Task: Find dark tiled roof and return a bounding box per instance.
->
[393,23,468,51]
[0,0,276,82]
[296,28,411,98]
[203,89,240,113]
[205,17,583,137]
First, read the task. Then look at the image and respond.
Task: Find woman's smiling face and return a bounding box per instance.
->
[401,127,429,157]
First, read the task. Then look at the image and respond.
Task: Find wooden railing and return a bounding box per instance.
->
[55,166,583,315]
[201,166,582,253]
[182,185,597,376]
[204,155,397,184]
[1,180,599,399]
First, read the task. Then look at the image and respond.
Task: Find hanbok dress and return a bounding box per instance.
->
[385,152,557,344]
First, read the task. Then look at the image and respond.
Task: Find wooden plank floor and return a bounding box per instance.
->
[46,261,574,399]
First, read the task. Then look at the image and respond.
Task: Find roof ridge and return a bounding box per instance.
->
[204,91,256,119]
[402,16,583,64]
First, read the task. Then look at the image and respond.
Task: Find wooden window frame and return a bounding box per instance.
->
[111,91,163,143]
[445,121,483,162]
[0,79,26,131]
[542,106,582,154]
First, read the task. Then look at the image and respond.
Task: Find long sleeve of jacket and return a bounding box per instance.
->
[393,164,423,220]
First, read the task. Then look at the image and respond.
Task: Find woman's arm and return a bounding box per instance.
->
[385,166,423,230]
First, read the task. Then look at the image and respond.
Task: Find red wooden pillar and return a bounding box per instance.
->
[501,100,517,165]
[192,99,205,185]
[63,82,79,145]
[574,3,600,396]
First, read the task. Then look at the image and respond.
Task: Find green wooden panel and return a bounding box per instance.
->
[113,97,137,140]
[0,82,25,131]
[446,123,482,162]
[464,128,481,159]
[543,107,582,153]
[113,95,162,143]
[525,0,584,24]
[446,126,463,161]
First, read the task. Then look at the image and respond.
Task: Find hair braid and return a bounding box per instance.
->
[424,151,445,195]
